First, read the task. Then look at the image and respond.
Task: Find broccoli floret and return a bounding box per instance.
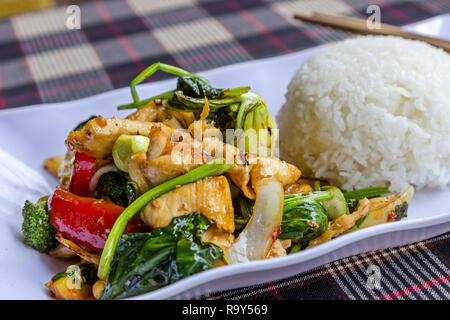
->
[96,172,139,207]
[21,198,58,253]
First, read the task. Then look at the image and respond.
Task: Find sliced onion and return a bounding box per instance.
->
[55,232,100,265]
[224,178,283,264]
[88,164,118,194]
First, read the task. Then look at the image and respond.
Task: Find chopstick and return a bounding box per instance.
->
[294,12,450,53]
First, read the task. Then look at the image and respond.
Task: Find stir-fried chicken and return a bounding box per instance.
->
[306,198,370,248]
[67,117,301,199]
[128,123,301,199]
[66,116,188,159]
[126,101,195,129]
[267,239,292,258]
[200,225,235,251]
[128,126,209,191]
[44,156,64,178]
[141,176,235,233]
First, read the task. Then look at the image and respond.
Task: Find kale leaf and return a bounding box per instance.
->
[279,199,329,243]
[176,76,221,98]
[101,212,223,300]
[96,171,140,207]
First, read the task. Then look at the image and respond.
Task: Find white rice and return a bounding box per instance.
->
[277,36,450,192]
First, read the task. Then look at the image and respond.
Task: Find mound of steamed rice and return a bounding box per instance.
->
[277,36,450,193]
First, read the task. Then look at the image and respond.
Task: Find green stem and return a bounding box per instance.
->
[289,243,302,254]
[219,86,251,98]
[314,181,321,191]
[284,191,332,202]
[283,191,332,213]
[343,186,390,200]
[234,94,260,130]
[97,159,233,280]
[118,90,175,110]
[130,63,203,104]
[234,218,249,225]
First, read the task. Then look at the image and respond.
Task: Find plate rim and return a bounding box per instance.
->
[130,211,450,299]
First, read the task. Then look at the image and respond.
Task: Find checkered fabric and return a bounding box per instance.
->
[0,0,449,300]
[199,233,450,300]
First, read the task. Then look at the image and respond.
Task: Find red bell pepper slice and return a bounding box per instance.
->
[69,152,96,196]
[48,189,149,252]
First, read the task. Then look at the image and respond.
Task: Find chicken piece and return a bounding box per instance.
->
[201,136,301,199]
[360,186,414,229]
[141,176,235,233]
[65,116,184,159]
[44,156,64,178]
[128,125,208,191]
[126,101,195,129]
[200,225,235,251]
[267,239,292,258]
[284,183,313,194]
[307,198,370,248]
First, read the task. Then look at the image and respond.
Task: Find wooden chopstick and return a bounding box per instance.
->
[294,12,450,53]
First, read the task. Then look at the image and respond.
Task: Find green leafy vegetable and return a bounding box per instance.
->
[101,212,222,300]
[283,191,332,212]
[279,199,329,243]
[97,159,233,280]
[21,197,58,253]
[96,171,140,207]
[176,76,221,98]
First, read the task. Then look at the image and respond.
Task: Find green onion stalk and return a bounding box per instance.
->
[97,159,233,280]
[343,186,390,200]
[117,62,278,155]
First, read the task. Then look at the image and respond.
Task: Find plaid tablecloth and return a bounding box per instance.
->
[0,0,449,299]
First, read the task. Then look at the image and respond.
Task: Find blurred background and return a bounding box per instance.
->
[1,0,449,109]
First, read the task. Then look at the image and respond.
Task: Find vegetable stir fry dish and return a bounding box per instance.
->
[25,63,414,300]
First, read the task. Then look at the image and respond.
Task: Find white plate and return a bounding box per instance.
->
[1,15,450,300]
